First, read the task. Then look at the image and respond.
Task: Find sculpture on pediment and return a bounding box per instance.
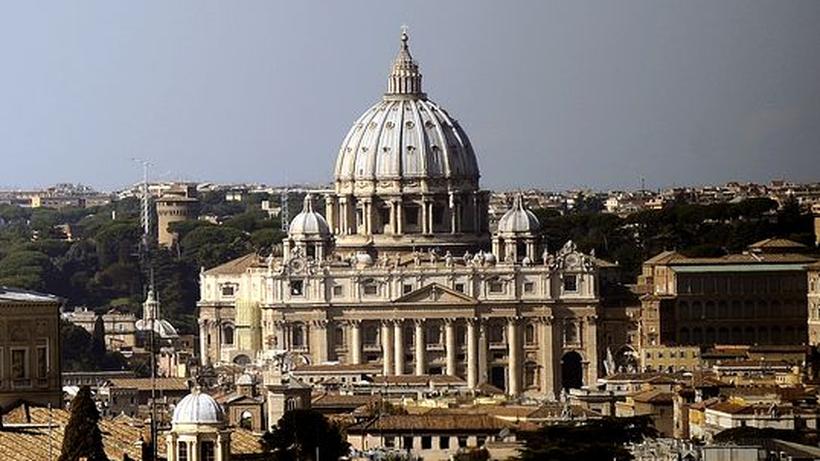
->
[444,250,454,268]
[463,251,472,265]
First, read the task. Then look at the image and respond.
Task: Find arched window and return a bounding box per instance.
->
[525,323,537,345]
[286,397,298,411]
[679,301,690,320]
[692,302,703,319]
[240,410,253,429]
[334,327,345,348]
[488,321,505,344]
[363,324,379,346]
[564,322,579,345]
[718,327,729,344]
[223,325,234,345]
[718,301,729,319]
[292,323,306,348]
[679,328,690,345]
[426,323,442,345]
[524,362,538,387]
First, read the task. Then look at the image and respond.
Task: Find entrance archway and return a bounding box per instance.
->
[561,351,583,390]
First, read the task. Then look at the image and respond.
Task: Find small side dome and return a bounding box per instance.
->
[497,195,540,235]
[288,194,331,239]
[236,373,255,386]
[172,387,224,425]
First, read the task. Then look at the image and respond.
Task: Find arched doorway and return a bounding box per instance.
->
[561,351,583,390]
[233,354,251,365]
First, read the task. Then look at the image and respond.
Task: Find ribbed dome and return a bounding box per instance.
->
[334,30,479,186]
[288,195,330,239]
[172,388,224,425]
[497,195,540,234]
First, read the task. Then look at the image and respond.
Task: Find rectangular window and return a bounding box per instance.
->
[489,281,504,293]
[363,284,378,296]
[439,436,450,449]
[11,348,28,382]
[403,284,414,294]
[403,436,413,449]
[178,442,188,461]
[333,285,343,296]
[432,205,445,226]
[405,206,419,226]
[421,436,432,449]
[221,285,235,297]
[524,282,534,293]
[200,441,215,461]
[458,437,468,448]
[563,275,578,292]
[36,346,48,378]
[290,280,304,296]
[454,283,465,293]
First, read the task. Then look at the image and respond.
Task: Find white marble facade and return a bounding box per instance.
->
[197,31,604,398]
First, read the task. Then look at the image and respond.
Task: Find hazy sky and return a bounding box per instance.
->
[1,1,818,191]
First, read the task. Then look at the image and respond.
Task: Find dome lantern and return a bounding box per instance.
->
[386,27,424,97]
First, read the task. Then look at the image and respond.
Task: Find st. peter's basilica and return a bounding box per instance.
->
[197,31,627,398]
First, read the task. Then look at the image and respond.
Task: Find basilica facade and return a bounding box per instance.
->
[197,31,611,398]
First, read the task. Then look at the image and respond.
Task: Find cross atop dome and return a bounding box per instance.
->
[386,26,424,97]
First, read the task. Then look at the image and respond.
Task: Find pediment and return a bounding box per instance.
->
[393,283,479,305]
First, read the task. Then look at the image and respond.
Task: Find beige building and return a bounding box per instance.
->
[156,184,199,247]
[62,306,137,352]
[198,31,607,398]
[808,261,820,345]
[0,287,62,408]
[638,239,816,349]
[640,345,700,372]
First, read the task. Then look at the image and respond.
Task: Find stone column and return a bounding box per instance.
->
[585,315,599,385]
[394,320,405,375]
[421,199,429,234]
[414,320,426,375]
[214,320,223,361]
[507,317,522,396]
[199,319,209,366]
[338,196,348,235]
[311,320,329,364]
[325,195,336,234]
[382,321,394,376]
[478,320,488,384]
[445,319,457,376]
[540,316,556,399]
[466,319,478,389]
[396,200,404,235]
[349,320,362,365]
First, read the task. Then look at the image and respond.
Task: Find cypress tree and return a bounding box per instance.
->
[58,386,109,461]
[91,315,106,360]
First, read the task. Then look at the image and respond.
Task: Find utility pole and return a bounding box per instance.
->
[280,188,289,232]
[132,157,158,461]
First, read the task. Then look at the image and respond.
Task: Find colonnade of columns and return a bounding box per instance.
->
[326,192,488,236]
[340,316,568,396]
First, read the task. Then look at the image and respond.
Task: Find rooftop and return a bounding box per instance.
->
[0,287,61,304]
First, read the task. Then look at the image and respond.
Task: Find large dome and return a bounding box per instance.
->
[334,30,479,189]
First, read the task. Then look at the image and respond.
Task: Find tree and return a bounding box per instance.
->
[0,249,58,291]
[260,409,349,461]
[58,386,109,461]
[91,315,106,359]
[517,416,657,461]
